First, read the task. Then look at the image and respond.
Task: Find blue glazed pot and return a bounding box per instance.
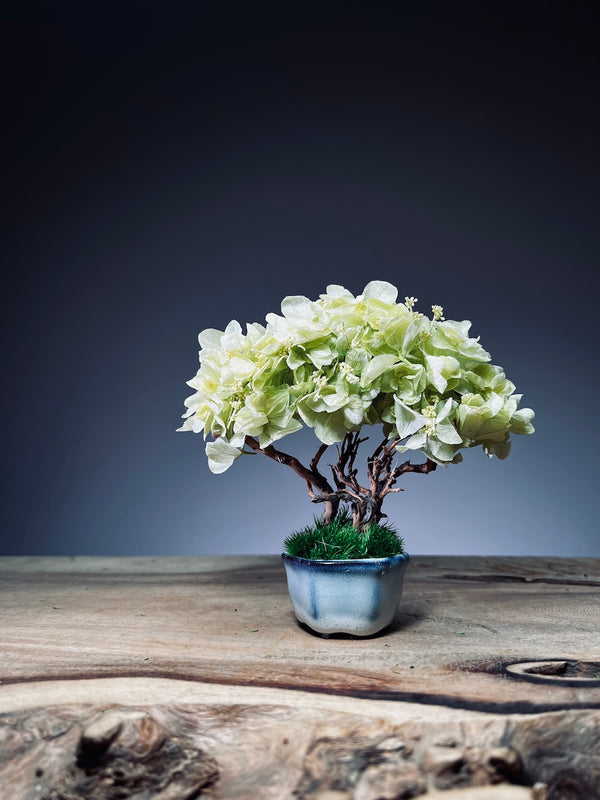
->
[281,552,410,636]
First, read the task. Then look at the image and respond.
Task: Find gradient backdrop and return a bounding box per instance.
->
[4,4,599,556]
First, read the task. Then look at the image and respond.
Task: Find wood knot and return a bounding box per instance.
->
[44,707,219,799]
[294,735,425,799]
[77,709,165,766]
[487,746,522,779]
[77,710,124,765]
[425,743,523,791]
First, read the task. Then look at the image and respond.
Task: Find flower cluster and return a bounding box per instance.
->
[178,281,534,473]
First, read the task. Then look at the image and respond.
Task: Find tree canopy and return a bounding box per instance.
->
[179,281,534,478]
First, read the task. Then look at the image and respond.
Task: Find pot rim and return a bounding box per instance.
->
[281,552,409,567]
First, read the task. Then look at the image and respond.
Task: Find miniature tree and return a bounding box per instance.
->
[178,281,534,532]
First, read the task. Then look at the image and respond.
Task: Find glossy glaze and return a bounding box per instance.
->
[281,552,409,636]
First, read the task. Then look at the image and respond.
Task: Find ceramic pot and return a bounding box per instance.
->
[281,552,409,636]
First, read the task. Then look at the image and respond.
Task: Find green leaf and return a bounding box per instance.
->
[397,432,427,451]
[259,417,303,447]
[286,348,306,370]
[306,343,335,368]
[484,438,512,459]
[435,423,463,445]
[343,396,365,427]
[402,318,425,353]
[426,437,457,463]
[360,354,400,387]
[393,397,427,440]
[321,391,349,412]
[233,406,269,436]
[297,406,350,444]
[425,355,460,393]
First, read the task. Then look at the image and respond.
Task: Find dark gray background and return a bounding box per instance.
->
[4,3,599,555]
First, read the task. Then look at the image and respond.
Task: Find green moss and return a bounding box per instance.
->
[283,512,404,560]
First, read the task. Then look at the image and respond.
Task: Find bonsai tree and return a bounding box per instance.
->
[178,281,534,542]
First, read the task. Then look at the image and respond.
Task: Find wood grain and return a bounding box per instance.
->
[0,700,597,798]
[0,556,598,798]
[1,556,598,711]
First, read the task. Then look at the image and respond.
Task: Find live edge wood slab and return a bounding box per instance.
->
[0,556,598,799]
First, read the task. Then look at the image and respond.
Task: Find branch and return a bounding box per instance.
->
[367,437,399,497]
[330,432,369,499]
[310,443,329,483]
[244,436,330,489]
[244,431,437,530]
[395,458,437,478]
[311,443,328,468]
[309,489,358,505]
[377,457,437,501]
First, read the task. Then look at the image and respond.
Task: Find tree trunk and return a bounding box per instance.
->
[322,497,339,525]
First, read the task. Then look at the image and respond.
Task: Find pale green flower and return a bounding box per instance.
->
[205,438,244,474]
[424,354,462,393]
[428,319,490,364]
[393,396,465,465]
[179,281,534,472]
[360,354,402,387]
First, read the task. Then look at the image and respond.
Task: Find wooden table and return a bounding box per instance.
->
[1,556,598,799]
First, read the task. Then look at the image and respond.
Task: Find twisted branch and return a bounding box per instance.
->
[244,436,340,522]
[244,429,436,530]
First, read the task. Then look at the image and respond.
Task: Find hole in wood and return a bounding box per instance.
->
[505,660,600,686]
